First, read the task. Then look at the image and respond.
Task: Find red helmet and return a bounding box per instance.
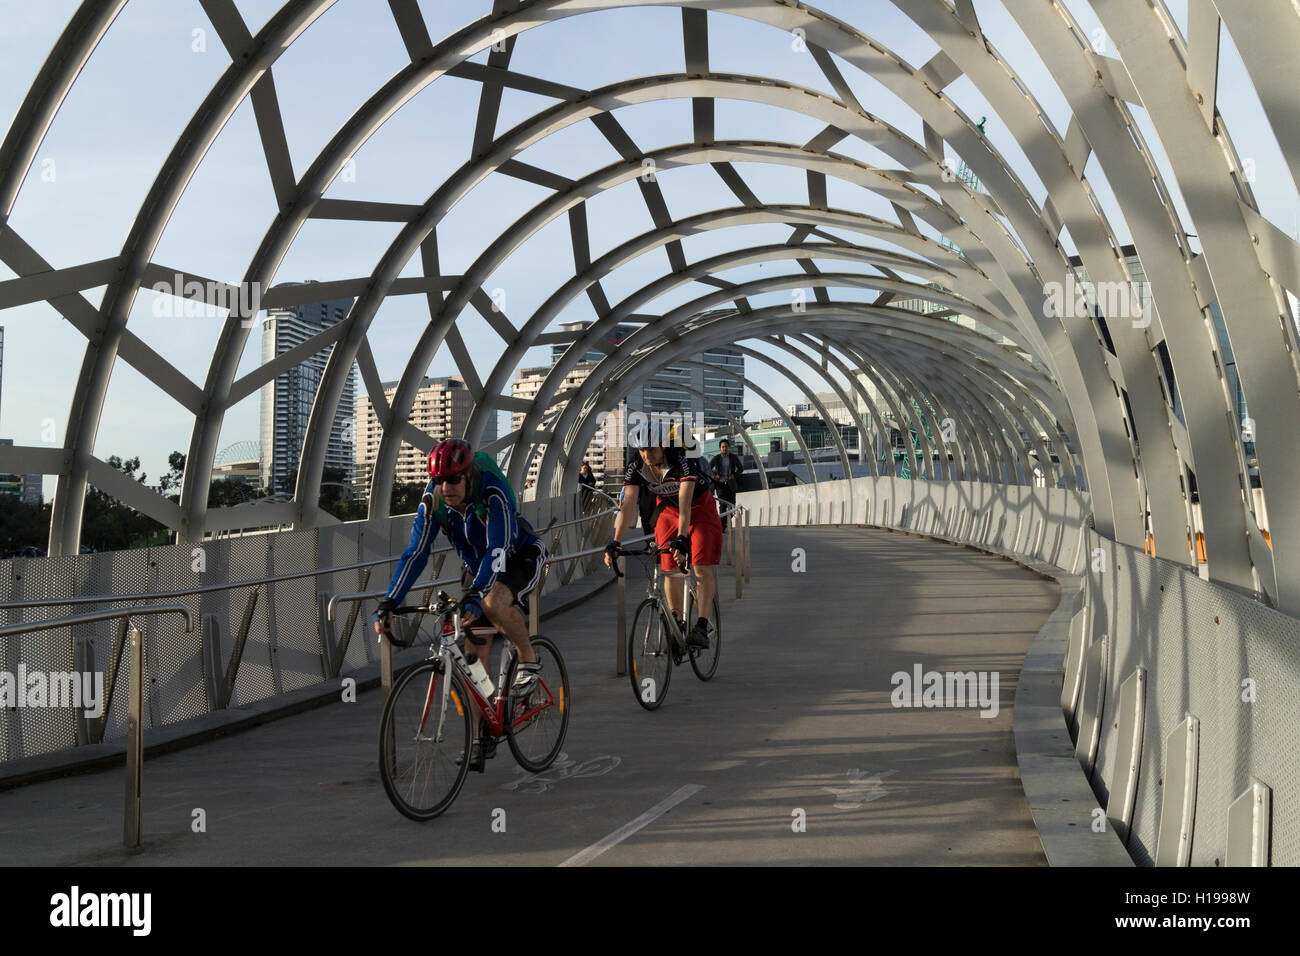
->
[427,438,473,481]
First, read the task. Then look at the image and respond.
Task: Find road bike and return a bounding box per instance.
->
[377,591,569,821]
[611,541,721,711]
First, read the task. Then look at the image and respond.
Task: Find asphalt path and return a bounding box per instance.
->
[0,527,1058,866]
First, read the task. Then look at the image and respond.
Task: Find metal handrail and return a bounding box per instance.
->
[0,494,622,612]
[0,604,194,637]
[326,526,658,621]
[328,494,745,682]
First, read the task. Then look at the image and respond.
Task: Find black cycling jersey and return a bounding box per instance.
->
[623,447,713,505]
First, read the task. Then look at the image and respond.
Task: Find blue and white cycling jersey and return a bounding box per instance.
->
[384,470,541,604]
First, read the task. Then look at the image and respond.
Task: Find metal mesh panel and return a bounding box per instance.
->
[195,538,235,710]
[143,545,210,727]
[1219,592,1300,866]
[265,529,324,693]
[89,547,155,743]
[1087,528,1300,867]
[226,535,276,708]
[317,523,362,676]
[350,520,394,670]
[2,555,82,759]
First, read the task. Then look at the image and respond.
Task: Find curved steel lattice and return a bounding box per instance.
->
[2,0,1299,617]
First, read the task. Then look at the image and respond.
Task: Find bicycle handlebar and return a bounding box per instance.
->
[607,541,691,577]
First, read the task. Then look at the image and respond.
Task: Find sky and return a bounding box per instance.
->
[1,0,1295,497]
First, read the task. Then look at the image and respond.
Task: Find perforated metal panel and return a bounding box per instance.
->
[145,545,210,727]
[266,529,325,692]
[1227,781,1271,867]
[226,534,276,708]
[1105,667,1146,845]
[1156,715,1200,867]
[1075,636,1108,775]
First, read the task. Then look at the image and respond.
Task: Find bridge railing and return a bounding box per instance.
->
[0,491,615,766]
[741,475,1296,867]
[327,494,751,687]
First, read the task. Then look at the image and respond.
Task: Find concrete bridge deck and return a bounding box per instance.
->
[0,527,1058,866]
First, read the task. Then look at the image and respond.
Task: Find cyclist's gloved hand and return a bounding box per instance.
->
[604,540,620,565]
[670,534,691,560]
[373,597,395,634]
[460,588,484,624]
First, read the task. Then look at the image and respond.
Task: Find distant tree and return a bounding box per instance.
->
[0,499,52,556]
[390,481,426,516]
[159,451,186,496]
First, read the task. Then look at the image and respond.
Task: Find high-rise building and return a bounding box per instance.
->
[356,376,485,491]
[512,320,746,493]
[550,320,634,364]
[0,437,22,499]
[0,329,34,501]
[259,284,357,493]
[512,362,617,494]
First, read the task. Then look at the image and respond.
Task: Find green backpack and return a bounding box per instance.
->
[430,451,531,531]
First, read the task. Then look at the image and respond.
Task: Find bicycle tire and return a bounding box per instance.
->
[504,636,570,772]
[378,660,472,821]
[689,591,722,681]
[628,598,673,710]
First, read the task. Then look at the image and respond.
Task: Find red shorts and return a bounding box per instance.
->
[655,491,723,572]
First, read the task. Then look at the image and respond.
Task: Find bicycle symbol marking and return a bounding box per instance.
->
[500,753,622,793]
[823,769,897,809]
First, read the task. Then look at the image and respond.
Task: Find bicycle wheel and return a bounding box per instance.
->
[378,660,472,821]
[628,598,673,710]
[505,636,570,772]
[689,591,722,681]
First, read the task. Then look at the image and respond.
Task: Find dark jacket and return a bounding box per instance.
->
[709,452,744,493]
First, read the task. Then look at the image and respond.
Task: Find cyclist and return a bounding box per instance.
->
[603,421,721,650]
[374,438,547,770]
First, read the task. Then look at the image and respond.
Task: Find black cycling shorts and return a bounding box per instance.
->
[494,543,548,612]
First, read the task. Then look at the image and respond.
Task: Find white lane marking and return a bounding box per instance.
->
[558,784,703,867]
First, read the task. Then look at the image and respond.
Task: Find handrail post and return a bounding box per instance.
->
[380,632,394,707]
[743,508,751,583]
[124,622,143,849]
[735,515,743,599]
[616,556,627,676]
[529,588,541,637]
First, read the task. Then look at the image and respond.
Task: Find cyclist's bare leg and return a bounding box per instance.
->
[482,582,536,666]
[662,572,686,622]
[693,563,716,620]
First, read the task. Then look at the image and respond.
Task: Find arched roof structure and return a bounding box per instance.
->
[1,1,1298,614]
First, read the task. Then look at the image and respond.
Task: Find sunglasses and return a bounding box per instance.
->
[437,473,467,486]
